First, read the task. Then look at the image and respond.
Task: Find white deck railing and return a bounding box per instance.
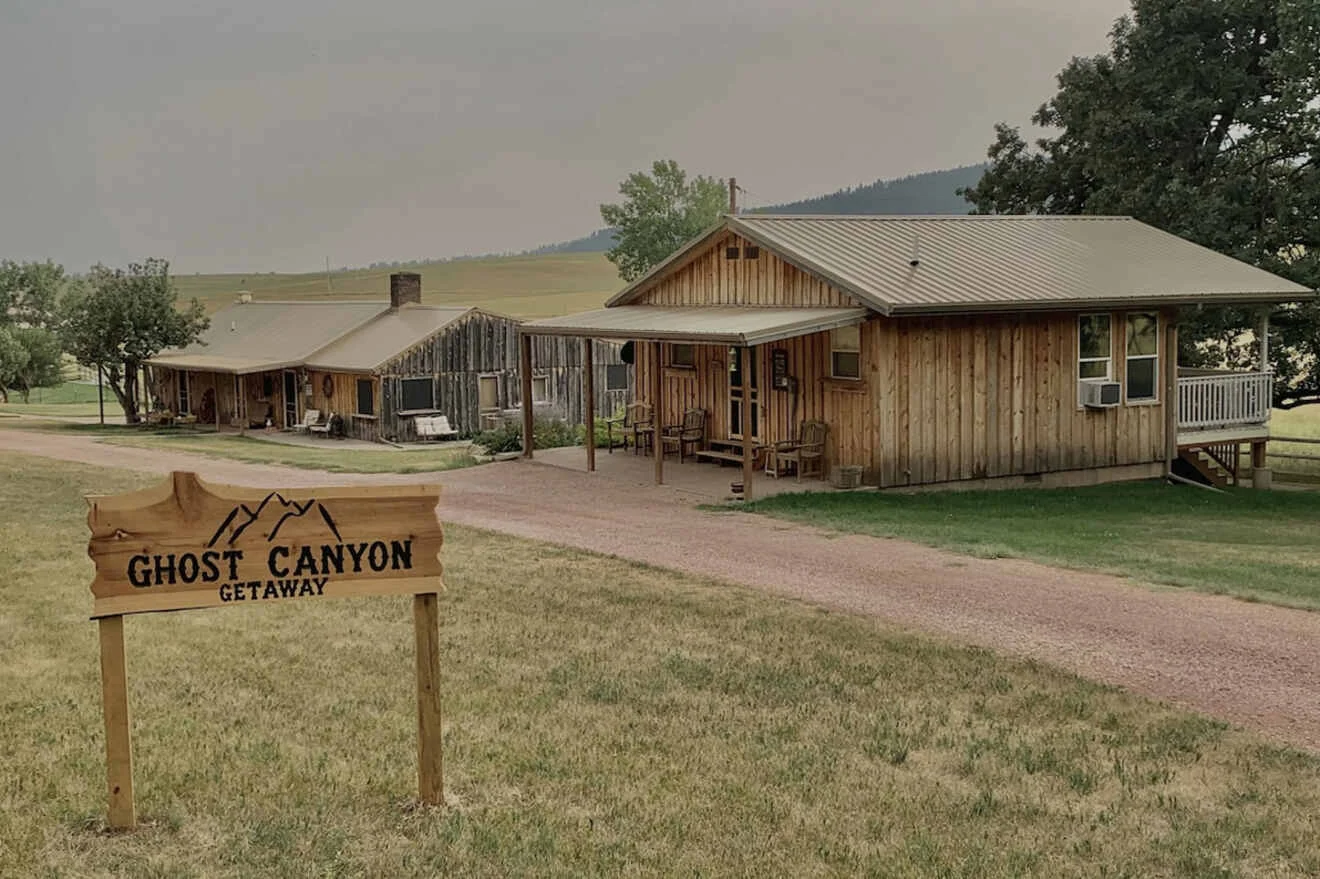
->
[1176,371,1272,431]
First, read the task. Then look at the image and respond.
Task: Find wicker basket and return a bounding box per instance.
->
[831,465,863,490]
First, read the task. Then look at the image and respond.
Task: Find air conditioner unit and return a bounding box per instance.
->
[1079,380,1121,409]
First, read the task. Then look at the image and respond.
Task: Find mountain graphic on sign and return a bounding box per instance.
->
[206,492,343,547]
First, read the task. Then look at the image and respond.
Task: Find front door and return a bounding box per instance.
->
[282,370,298,428]
[729,347,759,440]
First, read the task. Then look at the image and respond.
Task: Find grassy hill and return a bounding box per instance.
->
[174,252,623,318]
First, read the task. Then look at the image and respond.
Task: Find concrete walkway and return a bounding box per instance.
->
[4,427,1320,753]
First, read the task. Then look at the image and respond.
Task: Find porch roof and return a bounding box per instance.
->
[523,305,869,345]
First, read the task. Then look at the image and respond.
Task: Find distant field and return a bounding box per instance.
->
[173,252,623,318]
[1269,406,1320,481]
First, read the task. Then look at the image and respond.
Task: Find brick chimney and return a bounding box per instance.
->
[389,272,422,308]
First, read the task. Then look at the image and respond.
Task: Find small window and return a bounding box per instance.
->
[1078,314,1112,380]
[669,344,695,369]
[744,245,760,259]
[400,377,434,411]
[605,363,629,391]
[178,372,191,414]
[478,375,499,411]
[831,325,861,379]
[356,379,374,416]
[1125,312,1159,401]
[531,375,549,404]
[725,246,740,260]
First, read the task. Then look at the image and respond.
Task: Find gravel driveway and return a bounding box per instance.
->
[6,428,1320,753]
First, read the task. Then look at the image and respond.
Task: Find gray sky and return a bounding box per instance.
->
[1,0,1129,273]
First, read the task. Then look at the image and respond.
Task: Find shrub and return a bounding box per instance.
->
[474,416,582,453]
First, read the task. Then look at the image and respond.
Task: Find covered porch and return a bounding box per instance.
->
[519,305,868,500]
[147,360,305,432]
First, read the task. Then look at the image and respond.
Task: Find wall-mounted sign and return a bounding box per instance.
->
[771,348,790,390]
[86,472,445,829]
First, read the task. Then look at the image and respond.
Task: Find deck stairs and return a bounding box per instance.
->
[1176,444,1239,488]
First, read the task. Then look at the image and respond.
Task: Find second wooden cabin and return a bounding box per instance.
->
[150,273,630,441]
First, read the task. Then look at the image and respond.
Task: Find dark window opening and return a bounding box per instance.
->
[669,344,696,368]
[400,377,435,411]
[744,245,760,259]
[606,364,628,391]
[725,246,740,260]
[356,379,374,416]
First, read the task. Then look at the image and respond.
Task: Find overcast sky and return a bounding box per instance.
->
[1,0,1129,273]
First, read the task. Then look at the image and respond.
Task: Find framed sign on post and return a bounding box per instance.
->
[86,471,446,830]
[771,348,789,390]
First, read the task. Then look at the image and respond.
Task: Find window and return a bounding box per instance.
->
[725,246,740,260]
[356,379,374,416]
[478,375,499,411]
[605,364,629,391]
[400,377,434,412]
[1078,314,1112,380]
[177,372,190,414]
[831,325,861,379]
[531,375,549,404]
[1125,312,1159,401]
[744,245,760,260]
[669,344,695,369]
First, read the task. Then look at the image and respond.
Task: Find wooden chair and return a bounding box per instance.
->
[625,402,654,456]
[766,420,828,481]
[662,408,707,462]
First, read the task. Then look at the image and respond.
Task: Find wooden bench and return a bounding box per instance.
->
[694,449,747,466]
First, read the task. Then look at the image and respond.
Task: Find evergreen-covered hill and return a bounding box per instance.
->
[534,164,986,254]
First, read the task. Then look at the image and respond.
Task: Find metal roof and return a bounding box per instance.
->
[149,301,388,374]
[304,305,475,372]
[608,215,1315,314]
[524,306,868,346]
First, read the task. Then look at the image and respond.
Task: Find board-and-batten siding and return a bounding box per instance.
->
[635,309,1170,488]
[634,232,857,308]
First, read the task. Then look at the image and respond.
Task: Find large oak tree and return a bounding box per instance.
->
[963,0,1320,407]
[600,160,727,282]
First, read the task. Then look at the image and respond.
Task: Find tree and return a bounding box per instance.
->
[0,326,29,404]
[962,0,1320,408]
[60,259,208,424]
[0,260,66,329]
[8,327,63,402]
[600,160,728,281]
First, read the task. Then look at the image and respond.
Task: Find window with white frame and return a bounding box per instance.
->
[831,325,861,379]
[1125,312,1159,401]
[1078,314,1112,380]
[531,375,549,404]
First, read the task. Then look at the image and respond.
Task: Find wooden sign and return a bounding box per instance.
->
[86,472,445,830]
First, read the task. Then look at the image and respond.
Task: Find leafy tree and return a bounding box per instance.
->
[7,327,63,402]
[962,0,1320,408]
[60,259,208,424]
[600,160,727,281]
[0,260,66,329]
[0,326,29,404]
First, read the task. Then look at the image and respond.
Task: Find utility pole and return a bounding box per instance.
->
[729,177,737,215]
[325,257,333,294]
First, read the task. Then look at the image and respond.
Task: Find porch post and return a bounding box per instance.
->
[1251,440,1271,489]
[741,344,754,501]
[653,340,663,485]
[1164,315,1179,474]
[214,374,221,432]
[583,338,596,473]
[239,374,247,435]
[1258,310,1271,372]
[520,333,534,459]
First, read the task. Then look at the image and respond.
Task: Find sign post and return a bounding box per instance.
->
[86,471,446,829]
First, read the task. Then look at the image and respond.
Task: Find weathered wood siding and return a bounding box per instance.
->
[155,368,291,428]
[635,309,1172,488]
[634,232,860,308]
[377,312,628,441]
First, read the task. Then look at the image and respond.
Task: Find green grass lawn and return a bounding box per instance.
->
[747,481,1320,610]
[174,252,623,318]
[1269,406,1320,482]
[4,454,1320,876]
[0,381,115,418]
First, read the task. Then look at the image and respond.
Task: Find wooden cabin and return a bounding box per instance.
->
[521,215,1314,495]
[149,273,630,441]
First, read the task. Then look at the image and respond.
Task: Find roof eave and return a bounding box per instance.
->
[604,221,734,307]
[885,289,1318,316]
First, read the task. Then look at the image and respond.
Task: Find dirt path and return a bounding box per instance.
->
[6,428,1320,752]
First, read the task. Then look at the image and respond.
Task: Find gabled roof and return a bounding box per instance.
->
[527,306,868,346]
[607,215,1314,314]
[304,305,475,372]
[149,301,389,374]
